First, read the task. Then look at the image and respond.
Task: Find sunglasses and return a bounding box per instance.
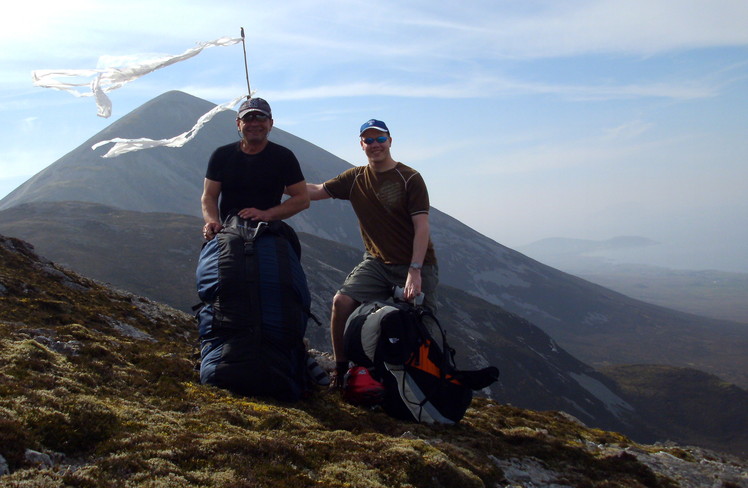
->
[362,136,389,144]
[241,113,270,122]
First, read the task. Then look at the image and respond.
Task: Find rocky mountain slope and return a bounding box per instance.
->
[1,91,746,392]
[2,234,747,487]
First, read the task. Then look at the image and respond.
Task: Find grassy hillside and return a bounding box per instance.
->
[4,235,748,486]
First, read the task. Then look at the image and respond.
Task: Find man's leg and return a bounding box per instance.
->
[330,292,359,363]
[329,257,393,387]
[330,292,359,387]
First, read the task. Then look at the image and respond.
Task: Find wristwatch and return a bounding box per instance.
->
[409,262,422,270]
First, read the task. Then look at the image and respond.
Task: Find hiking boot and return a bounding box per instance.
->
[306,354,331,387]
[329,370,344,390]
[329,361,349,390]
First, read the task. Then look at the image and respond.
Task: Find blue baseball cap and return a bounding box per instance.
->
[359,119,389,136]
[238,97,272,119]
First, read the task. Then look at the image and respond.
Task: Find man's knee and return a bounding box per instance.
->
[332,292,358,314]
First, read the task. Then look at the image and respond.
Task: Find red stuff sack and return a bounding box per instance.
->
[343,366,385,406]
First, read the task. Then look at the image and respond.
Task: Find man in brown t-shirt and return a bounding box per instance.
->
[307,119,438,386]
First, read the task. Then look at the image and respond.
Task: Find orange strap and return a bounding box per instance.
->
[410,340,461,385]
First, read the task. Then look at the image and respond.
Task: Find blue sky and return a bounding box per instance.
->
[1,0,747,271]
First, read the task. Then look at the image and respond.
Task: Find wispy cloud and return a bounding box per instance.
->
[254,76,719,103]
[406,0,748,59]
[602,120,655,141]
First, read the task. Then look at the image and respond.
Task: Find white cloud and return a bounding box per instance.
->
[22,117,39,132]
[248,75,718,103]
[602,120,655,141]
[439,0,748,59]
[96,53,172,69]
[6,0,748,66]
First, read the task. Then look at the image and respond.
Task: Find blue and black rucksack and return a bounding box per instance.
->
[195,216,314,402]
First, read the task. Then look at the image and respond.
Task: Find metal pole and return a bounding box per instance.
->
[240,27,251,99]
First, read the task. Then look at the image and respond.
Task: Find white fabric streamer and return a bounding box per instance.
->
[32,36,243,118]
[92,94,247,158]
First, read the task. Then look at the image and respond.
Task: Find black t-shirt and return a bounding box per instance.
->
[206,141,305,220]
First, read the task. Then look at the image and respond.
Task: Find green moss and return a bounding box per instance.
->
[317,460,391,488]
[27,395,120,454]
[0,416,30,470]
[0,237,699,487]
[5,340,59,375]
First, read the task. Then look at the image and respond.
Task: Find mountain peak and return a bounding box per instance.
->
[97,89,223,141]
[0,91,238,214]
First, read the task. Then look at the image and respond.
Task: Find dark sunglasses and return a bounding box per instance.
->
[241,113,270,122]
[362,136,389,144]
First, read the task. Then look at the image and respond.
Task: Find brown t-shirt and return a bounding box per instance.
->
[323,163,436,265]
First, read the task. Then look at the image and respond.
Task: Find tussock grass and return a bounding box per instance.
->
[0,235,683,487]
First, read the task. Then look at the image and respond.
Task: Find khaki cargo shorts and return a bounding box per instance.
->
[338,254,439,313]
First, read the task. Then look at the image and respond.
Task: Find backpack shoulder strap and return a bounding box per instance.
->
[241,225,264,342]
[411,306,457,375]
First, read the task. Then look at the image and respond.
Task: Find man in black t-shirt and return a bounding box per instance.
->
[198,98,321,399]
[201,98,309,240]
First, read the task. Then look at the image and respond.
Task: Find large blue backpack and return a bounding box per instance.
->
[195,217,313,402]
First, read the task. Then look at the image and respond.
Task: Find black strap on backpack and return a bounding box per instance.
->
[239,220,267,344]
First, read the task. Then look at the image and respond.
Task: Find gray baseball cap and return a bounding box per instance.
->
[238,98,272,119]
